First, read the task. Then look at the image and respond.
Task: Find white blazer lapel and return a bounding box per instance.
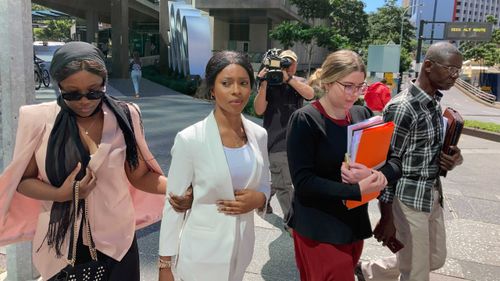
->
[205,112,235,200]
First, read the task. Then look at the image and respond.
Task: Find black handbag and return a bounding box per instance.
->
[53,181,108,281]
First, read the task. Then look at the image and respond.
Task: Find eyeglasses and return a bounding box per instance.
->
[429,60,462,77]
[336,81,367,96]
[61,90,105,101]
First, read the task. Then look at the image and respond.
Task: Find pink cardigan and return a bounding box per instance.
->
[0,101,165,280]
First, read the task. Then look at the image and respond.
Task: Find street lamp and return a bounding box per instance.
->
[398,3,424,91]
[399,3,424,48]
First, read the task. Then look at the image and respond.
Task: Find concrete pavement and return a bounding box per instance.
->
[1,78,499,281]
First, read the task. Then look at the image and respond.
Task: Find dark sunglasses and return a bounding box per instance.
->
[61,90,105,101]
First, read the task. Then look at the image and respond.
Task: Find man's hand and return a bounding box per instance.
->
[217,190,266,215]
[440,146,463,171]
[373,202,396,246]
[168,186,193,212]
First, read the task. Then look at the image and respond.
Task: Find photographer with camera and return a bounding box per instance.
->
[254,50,314,229]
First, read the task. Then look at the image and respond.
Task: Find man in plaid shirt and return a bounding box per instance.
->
[358,42,464,281]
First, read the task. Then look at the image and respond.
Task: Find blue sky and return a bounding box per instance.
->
[363,0,402,13]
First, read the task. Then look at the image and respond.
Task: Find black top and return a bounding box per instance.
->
[286,104,402,245]
[263,83,304,153]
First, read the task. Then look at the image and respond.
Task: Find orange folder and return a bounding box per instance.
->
[345,121,395,209]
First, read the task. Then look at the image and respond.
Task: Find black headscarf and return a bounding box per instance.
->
[44,41,139,257]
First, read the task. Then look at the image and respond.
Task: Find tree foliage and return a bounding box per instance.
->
[34,19,73,42]
[461,15,500,66]
[269,21,300,49]
[329,0,368,49]
[32,4,47,11]
[271,0,357,75]
[289,0,333,21]
[367,0,416,71]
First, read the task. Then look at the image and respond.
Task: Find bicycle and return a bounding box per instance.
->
[34,56,50,88]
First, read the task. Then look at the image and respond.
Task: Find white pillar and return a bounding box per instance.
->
[159,0,170,69]
[0,0,37,279]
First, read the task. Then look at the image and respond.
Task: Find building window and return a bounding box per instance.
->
[229,23,249,41]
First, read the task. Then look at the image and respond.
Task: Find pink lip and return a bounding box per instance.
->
[80,107,93,113]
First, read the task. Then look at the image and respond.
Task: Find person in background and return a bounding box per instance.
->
[363,78,391,114]
[0,41,187,280]
[253,50,314,227]
[286,50,401,281]
[130,51,142,98]
[357,42,464,281]
[158,51,270,281]
[307,68,325,99]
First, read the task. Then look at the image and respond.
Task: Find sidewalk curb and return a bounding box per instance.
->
[463,127,500,142]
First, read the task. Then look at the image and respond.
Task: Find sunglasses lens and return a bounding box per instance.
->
[61,91,105,100]
[61,92,82,101]
[86,91,105,100]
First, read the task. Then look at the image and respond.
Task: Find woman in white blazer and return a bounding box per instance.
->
[158,51,271,281]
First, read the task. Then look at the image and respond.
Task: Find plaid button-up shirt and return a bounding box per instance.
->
[379,82,443,213]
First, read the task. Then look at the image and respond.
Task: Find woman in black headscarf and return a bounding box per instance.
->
[0,41,187,280]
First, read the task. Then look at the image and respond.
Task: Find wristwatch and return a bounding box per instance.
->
[286,76,293,83]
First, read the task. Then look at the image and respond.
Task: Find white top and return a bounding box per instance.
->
[223,143,254,191]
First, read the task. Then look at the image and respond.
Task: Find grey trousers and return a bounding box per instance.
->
[269,151,294,220]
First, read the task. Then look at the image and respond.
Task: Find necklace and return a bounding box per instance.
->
[78,116,99,135]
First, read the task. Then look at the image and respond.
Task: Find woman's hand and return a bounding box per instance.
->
[341,162,372,184]
[168,186,193,212]
[158,257,174,281]
[217,190,266,215]
[358,170,387,195]
[57,163,97,202]
[440,146,463,171]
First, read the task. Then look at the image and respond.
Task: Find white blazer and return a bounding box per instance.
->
[159,112,271,281]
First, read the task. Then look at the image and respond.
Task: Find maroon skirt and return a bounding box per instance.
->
[293,231,364,281]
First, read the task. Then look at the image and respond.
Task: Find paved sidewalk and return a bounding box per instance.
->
[1,78,499,281]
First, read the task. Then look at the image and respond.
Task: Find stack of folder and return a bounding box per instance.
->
[345,116,395,209]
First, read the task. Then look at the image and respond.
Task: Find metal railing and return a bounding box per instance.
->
[454,78,497,104]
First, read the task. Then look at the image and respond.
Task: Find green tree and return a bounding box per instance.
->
[367,0,416,71]
[329,0,368,49]
[269,21,300,49]
[32,4,46,11]
[271,0,355,75]
[34,19,73,42]
[290,0,333,21]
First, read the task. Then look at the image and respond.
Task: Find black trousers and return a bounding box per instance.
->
[49,231,140,281]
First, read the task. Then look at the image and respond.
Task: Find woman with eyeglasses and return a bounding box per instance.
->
[0,42,190,280]
[286,50,402,281]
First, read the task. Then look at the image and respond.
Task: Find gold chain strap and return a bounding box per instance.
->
[85,199,98,260]
[68,180,80,267]
[67,180,99,266]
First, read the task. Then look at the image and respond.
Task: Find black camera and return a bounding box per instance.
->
[261,49,293,86]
